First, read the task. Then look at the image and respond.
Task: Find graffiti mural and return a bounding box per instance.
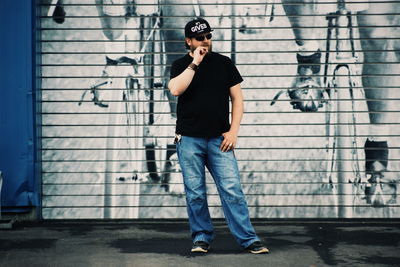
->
[40,0,399,219]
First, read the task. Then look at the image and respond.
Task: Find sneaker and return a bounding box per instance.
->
[52,0,66,24]
[245,241,269,254]
[191,241,210,253]
[288,51,325,112]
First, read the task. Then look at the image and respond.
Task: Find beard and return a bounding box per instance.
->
[190,43,212,54]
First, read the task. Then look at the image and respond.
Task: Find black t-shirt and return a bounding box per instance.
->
[170,52,243,138]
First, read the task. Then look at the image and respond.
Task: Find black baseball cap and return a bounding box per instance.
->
[184,18,213,38]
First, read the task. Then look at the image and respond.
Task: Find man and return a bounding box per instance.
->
[168,18,269,254]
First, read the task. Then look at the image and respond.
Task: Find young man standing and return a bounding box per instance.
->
[168,17,269,254]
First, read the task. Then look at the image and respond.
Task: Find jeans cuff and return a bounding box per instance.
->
[193,234,213,244]
[241,238,260,249]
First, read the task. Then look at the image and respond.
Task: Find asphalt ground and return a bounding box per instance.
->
[1,220,400,267]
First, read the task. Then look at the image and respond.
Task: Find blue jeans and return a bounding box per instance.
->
[176,135,260,248]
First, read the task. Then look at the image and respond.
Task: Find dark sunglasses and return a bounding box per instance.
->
[194,33,212,42]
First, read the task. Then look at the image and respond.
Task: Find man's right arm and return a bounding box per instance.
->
[168,46,207,96]
[168,65,197,96]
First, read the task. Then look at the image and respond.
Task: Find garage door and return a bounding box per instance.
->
[39,0,400,219]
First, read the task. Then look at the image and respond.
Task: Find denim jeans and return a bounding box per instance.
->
[176,135,260,248]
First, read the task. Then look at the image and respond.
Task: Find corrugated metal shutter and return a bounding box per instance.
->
[38,0,400,219]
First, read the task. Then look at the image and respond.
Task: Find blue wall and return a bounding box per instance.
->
[0,0,38,212]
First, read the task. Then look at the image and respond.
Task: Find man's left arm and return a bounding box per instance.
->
[220,83,244,152]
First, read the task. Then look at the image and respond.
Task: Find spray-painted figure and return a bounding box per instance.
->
[161,0,237,196]
[279,0,399,206]
[89,0,187,197]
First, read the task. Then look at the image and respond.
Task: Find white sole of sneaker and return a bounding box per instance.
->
[191,247,209,253]
[248,247,270,254]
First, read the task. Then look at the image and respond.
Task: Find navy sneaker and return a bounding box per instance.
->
[191,241,210,253]
[52,0,66,24]
[245,241,269,254]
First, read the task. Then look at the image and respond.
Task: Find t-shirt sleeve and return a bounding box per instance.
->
[226,57,243,88]
[170,60,183,79]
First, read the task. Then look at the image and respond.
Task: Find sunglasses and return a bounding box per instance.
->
[194,33,212,42]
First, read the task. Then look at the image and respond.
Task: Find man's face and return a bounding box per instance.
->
[187,32,213,53]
